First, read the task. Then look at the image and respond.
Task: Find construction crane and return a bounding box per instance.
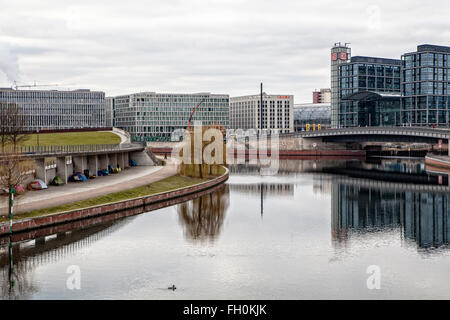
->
[13,81,59,90]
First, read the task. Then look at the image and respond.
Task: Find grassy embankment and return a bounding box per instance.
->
[1,166,226,223]
[20,131,121,146]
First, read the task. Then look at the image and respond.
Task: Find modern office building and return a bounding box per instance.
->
[401,44,450,126]
[294,103,331,131]
[229,93,294,133]
[332,43,450,128]
[0,88,106,131]
[338,56,402,127]
[113,92,229,141]
[330,43,351,128]
[104,97,114,127]
[312,88,331,104]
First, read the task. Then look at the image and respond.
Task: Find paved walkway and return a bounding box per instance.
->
[1,160,178,215]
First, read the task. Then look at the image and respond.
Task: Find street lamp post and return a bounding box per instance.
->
[36,128,40,149]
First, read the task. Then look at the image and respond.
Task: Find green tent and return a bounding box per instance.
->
[51,176,65,186]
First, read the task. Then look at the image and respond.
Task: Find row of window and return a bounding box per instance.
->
[340,64,401,77]
[403,53,450,68]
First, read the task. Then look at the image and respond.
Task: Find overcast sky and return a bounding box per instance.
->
[0,0,449,103]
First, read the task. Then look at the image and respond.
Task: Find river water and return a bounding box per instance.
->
[1,159,449,299]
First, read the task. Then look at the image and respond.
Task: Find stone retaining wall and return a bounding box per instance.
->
[0,167,229,236]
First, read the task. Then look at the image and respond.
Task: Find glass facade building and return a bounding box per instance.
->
[113,92,229,142]
[0,88,106,131]
[333,43,450,128]
[401,44,450,126]
[330,43,351,128]
[338,56,402,127]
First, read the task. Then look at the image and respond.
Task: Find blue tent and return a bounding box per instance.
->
[69,172,88,182]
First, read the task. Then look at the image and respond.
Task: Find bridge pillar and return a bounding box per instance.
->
[73,156,87,173]
[56,156,68,184]
[110,153,118,169]
[34,158,47,185]
[117,153,125,170]
[87,155,98,178]
[124,152,130,168]
[98,154,108,172]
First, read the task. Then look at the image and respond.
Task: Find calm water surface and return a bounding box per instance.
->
[1,159,449,299]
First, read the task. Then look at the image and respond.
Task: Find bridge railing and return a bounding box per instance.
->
[13,142,146,156]
[283,126,450,137]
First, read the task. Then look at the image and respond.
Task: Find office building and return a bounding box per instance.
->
[104,97,114,127]
[331,43,351,128]
[313,88,331,104]
[294,103,331,131]
[113,92,229,141]
[338,56,402,127]
[401,44,450,126]
[230,93,294,133]
[332,43,450,128]
[0,88,106,131]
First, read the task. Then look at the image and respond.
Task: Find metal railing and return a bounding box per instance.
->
[10,142,146,156]
[283,126,450,138]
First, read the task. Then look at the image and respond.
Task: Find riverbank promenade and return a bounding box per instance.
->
[0,161,177,215]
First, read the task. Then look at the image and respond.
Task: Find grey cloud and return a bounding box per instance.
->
[0,0,449,102]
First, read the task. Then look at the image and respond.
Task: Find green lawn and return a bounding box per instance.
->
[1,174,212,222]
[20,131,121,146]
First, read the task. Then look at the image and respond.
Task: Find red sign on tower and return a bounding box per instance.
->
[331,53,338,61]
[340,52,347,60]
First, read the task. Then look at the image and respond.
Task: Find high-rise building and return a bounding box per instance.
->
[312,88,331,104]
[332,43,450,128]
[113,92,229,142]
[230,93,294,133]
[401,44,450,126]
[0,88,106,131]
[338,56,402,127]
[330,43,351,128]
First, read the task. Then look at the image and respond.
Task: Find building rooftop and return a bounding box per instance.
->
[294,103,330,121]
[349,56,402,65]
[417,44,450,54]
[230,93,293,100]
[0,87,101,93]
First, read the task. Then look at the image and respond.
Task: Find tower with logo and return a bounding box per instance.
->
[330,43,351,128]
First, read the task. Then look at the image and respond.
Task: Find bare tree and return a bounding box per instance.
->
[0,102,29,152]
[0,102,32,221]
[0,154,33,216]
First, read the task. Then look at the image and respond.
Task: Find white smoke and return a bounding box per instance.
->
[0,43,20,84]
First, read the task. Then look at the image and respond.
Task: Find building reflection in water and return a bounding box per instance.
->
[0,218,133,299]
[177,185,230,244]
[230,183,294,197]
[331,179,450,250]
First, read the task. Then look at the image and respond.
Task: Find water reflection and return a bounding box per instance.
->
[330,173,450,250]
[230,183,294,197]
[0,158,449,299]
[0,218,133,299]
[177,185,229,243]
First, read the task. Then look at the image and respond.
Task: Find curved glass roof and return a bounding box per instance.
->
[342,91,401,101]
[294,104,331,121]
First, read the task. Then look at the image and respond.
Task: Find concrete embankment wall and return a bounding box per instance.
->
[0,168,229,236]
[425,155,450,170]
